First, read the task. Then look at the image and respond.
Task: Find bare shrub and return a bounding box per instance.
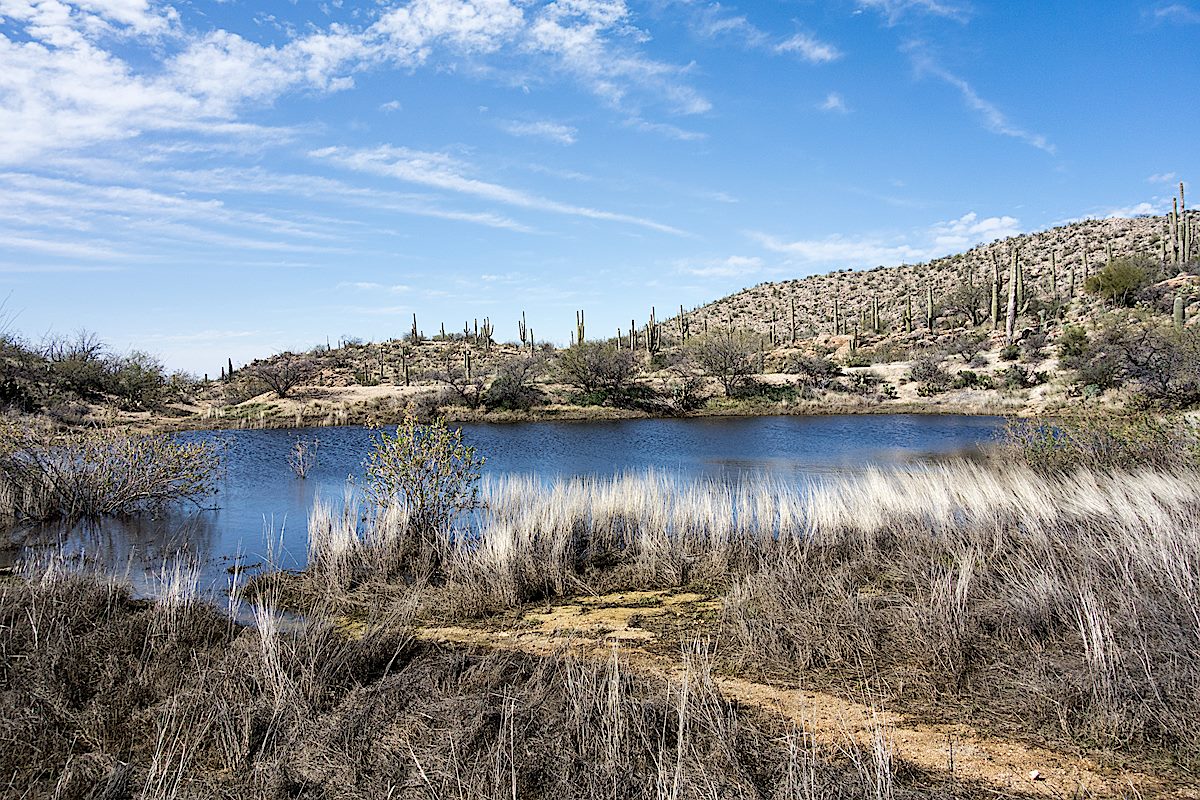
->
[692,330,758,396]
[287,436,319,479]
[244,353,317,398]
[0,416,221,521]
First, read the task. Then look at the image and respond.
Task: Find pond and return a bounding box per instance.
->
[8,414,1003,597]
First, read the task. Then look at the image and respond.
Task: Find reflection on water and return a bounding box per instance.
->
[8,414,1001,597]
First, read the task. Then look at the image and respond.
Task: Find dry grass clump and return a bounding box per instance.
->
[1,567,990,799]
[720,465,1200,766]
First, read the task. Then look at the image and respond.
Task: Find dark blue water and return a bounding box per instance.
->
[9,415,1001,596]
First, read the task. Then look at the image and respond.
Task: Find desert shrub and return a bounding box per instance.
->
[555,341,638,402]
[433,365,487,409]
[1058,325,1089,359]
[364,413,484,543]
[243,353,317,398]
[1001,411,1199,473]
[947,331,987,363]
[1064,318,1200,408]
[1019,330,1048,363]
[785,353,842,388]
[863,340,909,363]
[483,356,544,411]
[1085,256,1154,306]
[663,370,706,414]
[908,352,949,394]
[0,417,221,521]
[951,370,992,390]
[105,350,166,409]
[692,331,758,396]
[998,343,1019,361]
[999,365,1045,389]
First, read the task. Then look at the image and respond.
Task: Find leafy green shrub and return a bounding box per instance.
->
[999,343,1019,361]
[1084,256,1154,306]
[1058,325,1089,359]
[364,413,484,539]
[951,370,993,390]
[999,365,1046,389]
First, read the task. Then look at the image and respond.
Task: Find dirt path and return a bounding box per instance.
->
[416,589,1196,800]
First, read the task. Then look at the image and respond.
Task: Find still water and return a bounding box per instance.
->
[9,414,1002,596]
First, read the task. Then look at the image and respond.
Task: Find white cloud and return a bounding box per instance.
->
[751,232,929,267]
[856,0,970,24]
[1152,3,1200,24]
[819,92,849,113]
[750,210,1023,269]
[1104,201,1163,218]
[311,144,685,234]
[928,212,1021,249]
[675,254,763,278]
[379,100,403,112]
[1148,172,1179,184]
[908,46,1055,154]
[775,32,842,64]
[0,0,708,165]
[501,119,578,144]
[337,281,412,293]
[524,0,711,115]
[623,117,707,141]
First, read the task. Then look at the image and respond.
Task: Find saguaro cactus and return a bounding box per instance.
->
[926,286,935,331]
[1005,249,1019,345]
[411,314,420,342]
[518,311,527,346]
[1175,295,1186,329]
[575,310,585,344]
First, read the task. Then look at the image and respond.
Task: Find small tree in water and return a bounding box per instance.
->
[364,412,484,558]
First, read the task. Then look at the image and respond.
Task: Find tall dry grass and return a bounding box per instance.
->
[0,563,977,799]
[305,461,1200,765]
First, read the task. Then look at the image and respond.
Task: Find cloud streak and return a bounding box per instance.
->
[908,46,1056,154]
[311,145,686,235]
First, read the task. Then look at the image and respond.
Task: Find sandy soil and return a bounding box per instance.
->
[413,589,1195,800]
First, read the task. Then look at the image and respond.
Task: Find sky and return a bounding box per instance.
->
[1,0,1197,375]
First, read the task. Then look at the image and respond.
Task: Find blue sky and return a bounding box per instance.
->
[1,0,1197,374]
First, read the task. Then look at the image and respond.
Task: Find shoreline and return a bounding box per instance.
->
[148,393,1029,433]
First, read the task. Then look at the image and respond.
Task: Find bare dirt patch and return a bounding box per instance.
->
[416,589,1196,800]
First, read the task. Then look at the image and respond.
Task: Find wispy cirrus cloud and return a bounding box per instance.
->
[500,119,578,145]
[623,117,707,141]
[819,92,850,113]
[674,254,764,278]
[1150,3,1200,24]
[856,0,971,25]
[311,144,686,235]
[775,32,842,63]
[689,6,842,64]
[906,45,1055,154]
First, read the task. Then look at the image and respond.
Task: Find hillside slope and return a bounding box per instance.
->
[679,213,1197,343]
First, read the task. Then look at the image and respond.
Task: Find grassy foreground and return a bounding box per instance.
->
[5,420,1200,797]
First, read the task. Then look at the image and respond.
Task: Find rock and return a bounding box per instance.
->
[1029,770,1044,782]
